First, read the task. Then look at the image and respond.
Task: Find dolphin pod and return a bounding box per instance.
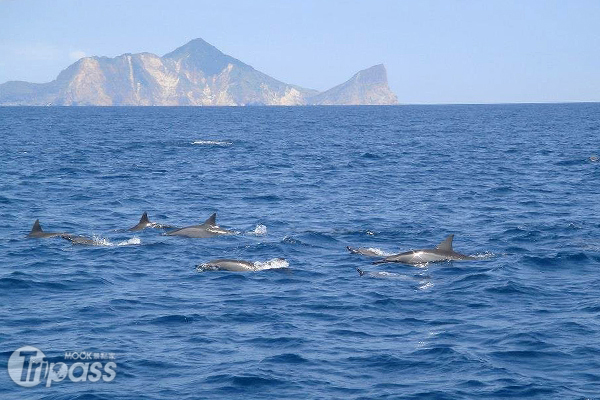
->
[27,214,483,271]
[26,212,235,245]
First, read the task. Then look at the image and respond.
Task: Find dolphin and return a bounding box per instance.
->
[165,213,234,238]
[197,259,257,272]
[128,212,173,231]
[26,220,67,239]
[373,235,477,265]
[196,258,288,272]
[347,246,384,257]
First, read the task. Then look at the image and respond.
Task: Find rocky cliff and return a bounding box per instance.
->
[0,39,398,106]
[308,64,398,105]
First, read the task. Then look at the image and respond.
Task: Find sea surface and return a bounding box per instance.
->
[0,104,599,399]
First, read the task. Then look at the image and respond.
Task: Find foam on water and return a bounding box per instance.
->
[364,247,393,256]
[191,140,232,146]
[117,237,141,246]
[418,281,435,290]
[247,224,267,236]
[253,258,289,271]
[85,235,141,247]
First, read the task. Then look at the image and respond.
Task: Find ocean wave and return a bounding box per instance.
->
[148,314,194,325]
[261,353,309,364]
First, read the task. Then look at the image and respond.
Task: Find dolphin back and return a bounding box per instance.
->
[200,259,255,272]
[202,213,217,227]
[27,219,43,237]
[137,212,150,225]
[129,212,151,231]
[27,219,66,238]
[436,235,454,251]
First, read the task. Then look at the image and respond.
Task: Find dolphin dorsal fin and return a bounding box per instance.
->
[436,234,454,251]
[31,219,42,233]
[140,212,149,224]
[202,213,217,226]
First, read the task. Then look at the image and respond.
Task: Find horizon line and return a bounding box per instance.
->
[0,101,599,108]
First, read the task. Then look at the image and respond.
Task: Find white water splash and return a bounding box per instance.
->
[418,281,434,290]
[84,235,110,246]
[87,236,141,247]
[117,237,141,246]
[471,252,496,260]
[253,258,289,271]
[364,247,393,256]
[247,224,267,236]
[191,140,232,146]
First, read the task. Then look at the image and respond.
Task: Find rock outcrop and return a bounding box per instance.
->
[308,64,398,105]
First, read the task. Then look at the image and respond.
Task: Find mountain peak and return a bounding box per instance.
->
[166,38,222,57]
[352,64,388,84]
[162,38,245,76]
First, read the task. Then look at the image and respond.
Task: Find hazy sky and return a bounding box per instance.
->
[1,0,599,104]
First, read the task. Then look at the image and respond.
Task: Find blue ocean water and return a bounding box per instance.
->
[0,104,599,399]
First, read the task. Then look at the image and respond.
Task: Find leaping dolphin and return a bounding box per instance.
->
[165,213,235,238]
[26,220,67,239]
[373,235,477,265]
[128,212,173,231]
